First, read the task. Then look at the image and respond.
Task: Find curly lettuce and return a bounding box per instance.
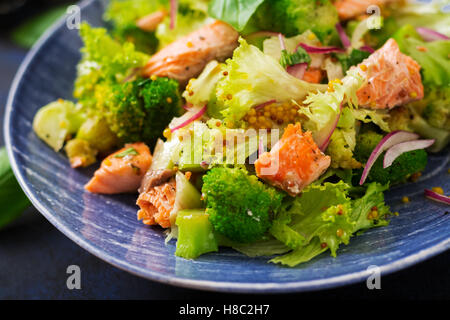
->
[269,181,390,267]
[216,38,326,124]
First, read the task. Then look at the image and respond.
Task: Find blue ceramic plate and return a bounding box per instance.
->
[4,0,450,293]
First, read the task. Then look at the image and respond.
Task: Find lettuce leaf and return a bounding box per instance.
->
[300,68,363,147]
[395,1,450,37]
[183,60,225,107]
[208,0,265,32]
[216,38,326,123]
[270,181,354,258]
[269,181,391,267]
[398,37,450,88]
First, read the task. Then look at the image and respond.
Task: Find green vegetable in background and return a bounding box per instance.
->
[208,0,266,32]
[11,6,68,48]
[0,147,30,229]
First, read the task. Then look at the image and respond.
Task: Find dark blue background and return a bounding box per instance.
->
[0,14,448,300]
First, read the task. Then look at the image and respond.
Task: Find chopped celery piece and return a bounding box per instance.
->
[175,209,218,259]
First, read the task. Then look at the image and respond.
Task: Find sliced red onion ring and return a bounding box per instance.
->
[319,102,343,152]
[169,104,206,132]
[383,139,435,168]
[297,43,345,54]
[170,0,178,30]
[287,63,307,80]
[359,131,420,185]
[254,99,276,110]
[424,189,450,205]
[359,45,375,53]
[416,27,450,42]
[245,31,280,41]
[278,33,286,51]
[335,23,350,49]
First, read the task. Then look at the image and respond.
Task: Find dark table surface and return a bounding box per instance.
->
[0,35,449,301]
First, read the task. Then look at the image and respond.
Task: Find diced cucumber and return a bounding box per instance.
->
[175,209,218,259]
[169,171,203,225]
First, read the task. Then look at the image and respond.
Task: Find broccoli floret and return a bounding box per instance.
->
[254,0,338,43]
[111,25,159,54]
[104,77,181,147]
[387,88,450,152]
[353,130,428,185]
[202,167,284,243]
[420,87,450,130]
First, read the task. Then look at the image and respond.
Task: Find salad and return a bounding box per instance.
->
[32,0,449,267]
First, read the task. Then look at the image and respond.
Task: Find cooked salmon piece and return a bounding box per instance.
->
[136,10,167,32]
[142,21,239,84]
[334,0,395,20]
[85,142,152,194]
[302,67,324,84]
[353,38,424,109]
[255,123,331,196]
[137,177,176,228]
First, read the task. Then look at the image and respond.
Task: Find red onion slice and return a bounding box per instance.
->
[359,131,420,185]
[297,43,346,54]
[254,100,276,110]
[416,27,450,42]
[335,23,350,49]
[170,0,178,30]
[169,104,206,132]
[287,63,307,80]
[383,139,435,168]
[319,102,343,152]
[278,33,286,51]
[359,45,375,53]
[424,189,450,205]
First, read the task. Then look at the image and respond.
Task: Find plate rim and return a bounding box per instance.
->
[4,0,450,293]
